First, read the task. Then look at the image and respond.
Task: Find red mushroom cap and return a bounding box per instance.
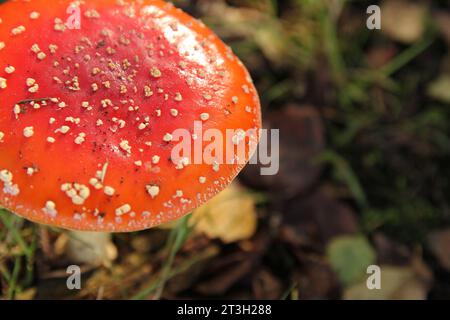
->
[0,0,261,231]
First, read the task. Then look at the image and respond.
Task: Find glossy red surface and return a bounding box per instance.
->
[0,0,261,231]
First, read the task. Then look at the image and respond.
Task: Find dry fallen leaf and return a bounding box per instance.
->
[281,188,359,248]
[381,0,427,44]
[434,11,450,45]
[344,266,425,300]
[344,255,432,300]
[15,287,37,300]
[372,233,411,266]
[428,229,450,271]
[428,75,450,104]
[241,105,325,198]
[252,269,283,300]
[195,231,269,296]
[293,260,340,300]
[190,183,258,243]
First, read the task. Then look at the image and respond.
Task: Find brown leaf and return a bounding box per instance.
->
[195,231,269,296]
[164,245,220,297]
[434,11,450,45]
[252,269,283,300]
[293,259,340,300]
[281,188,358,248]
[241,105,325,198]
[428,229,450,271]
[195,251,254,296]
[366,46,398,69]
[373,233,411,266]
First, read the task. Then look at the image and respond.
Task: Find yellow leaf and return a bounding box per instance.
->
[15,287,37,300]
[381,0,428,44]
[344,260,432,300]
[191,183,257,243]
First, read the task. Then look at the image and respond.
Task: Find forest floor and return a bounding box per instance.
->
[1,0,450,300]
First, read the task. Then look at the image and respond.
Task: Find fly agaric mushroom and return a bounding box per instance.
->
[0,0,261,231]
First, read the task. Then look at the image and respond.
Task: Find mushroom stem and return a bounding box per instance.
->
[66,230,117,267]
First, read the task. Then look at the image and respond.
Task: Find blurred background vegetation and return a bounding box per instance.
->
[1,0,450,300]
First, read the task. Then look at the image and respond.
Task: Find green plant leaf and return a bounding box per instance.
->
[327,235,376,286]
